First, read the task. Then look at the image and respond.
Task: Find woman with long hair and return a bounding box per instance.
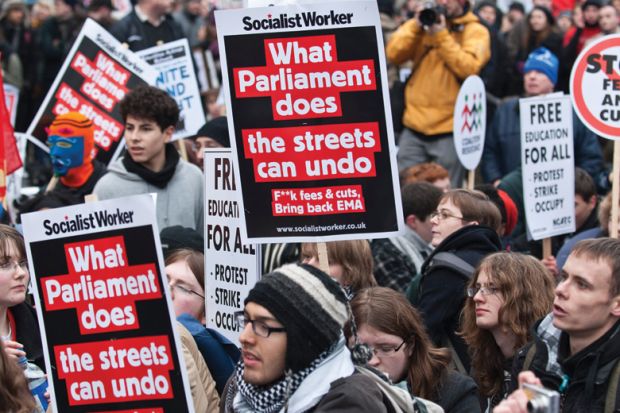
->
[0,224,44,370]
[460,252,555,411]
[350,287,481,413]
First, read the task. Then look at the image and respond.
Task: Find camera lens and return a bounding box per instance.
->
[527,397,550,413]
[419,8,437,26]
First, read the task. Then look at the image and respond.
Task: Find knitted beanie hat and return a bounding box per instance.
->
[245,263,348,373]
[524,47,559,86]
[193,116,230,148]
[48,112,95,162]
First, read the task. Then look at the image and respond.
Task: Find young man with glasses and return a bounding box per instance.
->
[416,189,502,373]
[222,263,389,412]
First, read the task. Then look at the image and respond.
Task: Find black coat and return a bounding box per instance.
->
[512,319,620,412]
[417,225,501,372]
[11,302,45,372]
[109,10,184,52]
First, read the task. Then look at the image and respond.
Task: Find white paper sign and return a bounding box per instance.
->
[453,75,486,170]
[204,149,261,344]
[521,94,575,240]
[138,39,205,140]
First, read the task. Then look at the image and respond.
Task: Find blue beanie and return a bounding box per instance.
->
[524,47,559,86]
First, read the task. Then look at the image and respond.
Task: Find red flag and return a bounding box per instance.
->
[0,61,23,178]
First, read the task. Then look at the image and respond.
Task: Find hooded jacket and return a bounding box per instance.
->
[512,318,620,412]
[386,10,490,136]
[93,156,204,235]
[418,225,501,372]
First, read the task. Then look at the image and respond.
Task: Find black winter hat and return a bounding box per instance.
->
[160,225,204,257]
[193,116,230,148]
[245,263,348,373]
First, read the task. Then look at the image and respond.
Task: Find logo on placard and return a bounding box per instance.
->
[453,75,486,171]
[570,34,620,140]
[460,93,484,133]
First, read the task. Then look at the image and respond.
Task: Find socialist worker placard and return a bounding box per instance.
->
[215,1,404,243]
[22,195,193,413]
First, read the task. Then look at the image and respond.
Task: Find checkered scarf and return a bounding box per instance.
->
[234,349,330,413]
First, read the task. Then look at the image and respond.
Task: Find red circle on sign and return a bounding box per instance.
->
[570,34,620,140]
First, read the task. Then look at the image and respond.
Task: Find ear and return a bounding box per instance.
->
[588,195,598,209]
[611,295,620,318]
[405,214,417,229]
[163,125,175,143]
[406,340,414,357]
[467,220,480,226]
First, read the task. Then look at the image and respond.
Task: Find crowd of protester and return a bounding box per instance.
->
[2,0,620,411]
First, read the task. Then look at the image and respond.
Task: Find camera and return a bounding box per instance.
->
[418,1,446,27]
[522,383,560,413]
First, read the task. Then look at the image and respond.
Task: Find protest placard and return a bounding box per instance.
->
[203,149,260,343]
[570,34,620,238]
[215,1,403,243]
[453,75,486,189]
[521,94,575,241]
[570,34,620,140]
[22,195,193,412]
[27,18,157,166]
[137,39,205,140]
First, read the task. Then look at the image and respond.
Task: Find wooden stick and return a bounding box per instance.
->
[611,140,620,239]
[84,194,98,203]
[45,176,59,193]
[467,169,475,190]
[178,139,188,161]
[316,242,330,275]
[542,237,552,259]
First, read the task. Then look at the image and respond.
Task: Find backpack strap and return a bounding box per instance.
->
[430,252,475,280]
[604,358,620,413]
[522,344,538,372]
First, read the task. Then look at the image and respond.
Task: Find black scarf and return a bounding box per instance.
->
[122,143,179,189]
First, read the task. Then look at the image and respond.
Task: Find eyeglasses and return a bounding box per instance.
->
[0,260,28,273]
[369,339,408,358]
[467,286,501,297]
[430,210,464,221]
[234,311,286,338]
[170,284,205,299]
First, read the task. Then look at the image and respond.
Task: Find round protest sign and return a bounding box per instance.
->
[570,34,620,140]
[453,75,486,170]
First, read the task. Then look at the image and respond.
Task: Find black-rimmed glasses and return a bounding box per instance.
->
[234,311,286,338]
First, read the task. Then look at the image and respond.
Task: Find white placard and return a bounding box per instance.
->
[137,39,206,140]
[204,149,261,344]
[453,75,486,171]
[521,94,575,240]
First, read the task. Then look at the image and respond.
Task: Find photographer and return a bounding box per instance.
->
[386,0,490,189]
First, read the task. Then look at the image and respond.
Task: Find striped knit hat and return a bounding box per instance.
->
[245,263,348,373]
